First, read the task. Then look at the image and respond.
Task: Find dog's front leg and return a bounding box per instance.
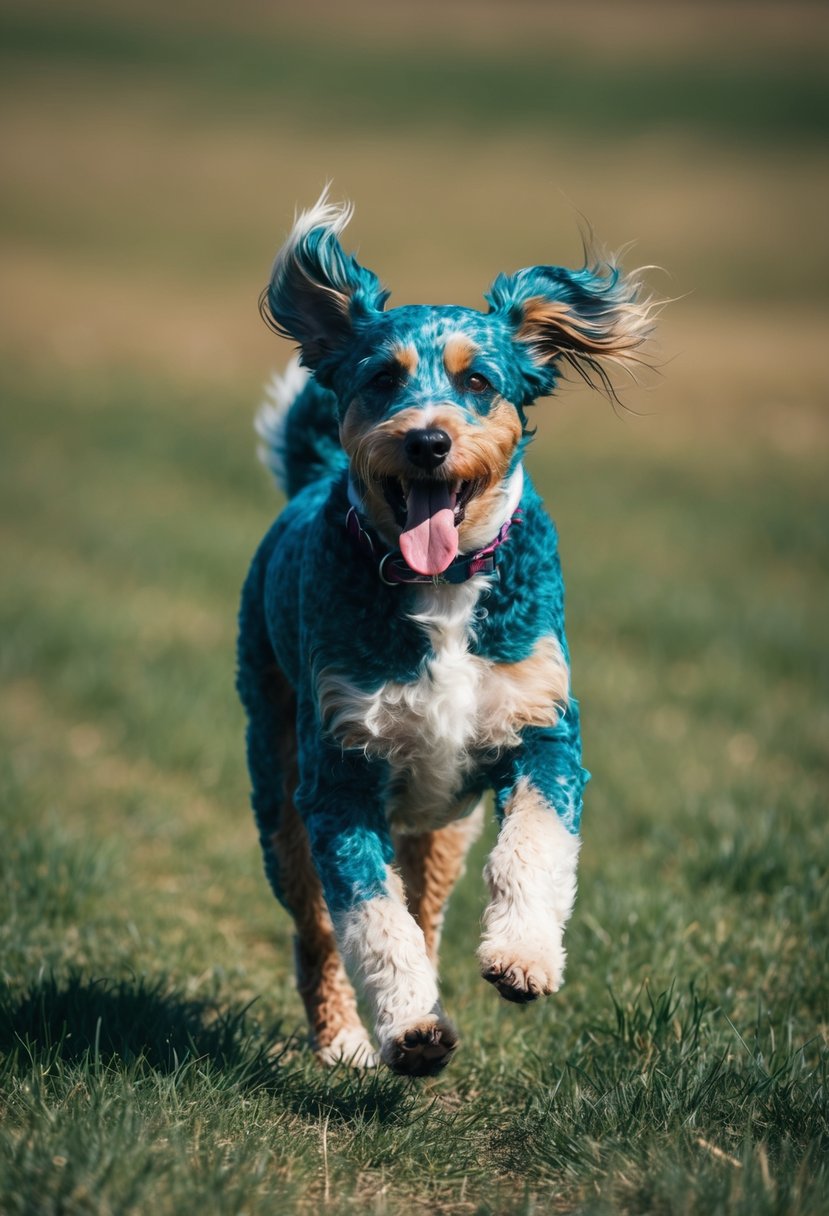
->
[479,719,587,1004]
[299,752,457,1075]
[478,778,580,1002]
[335,861,458,1076]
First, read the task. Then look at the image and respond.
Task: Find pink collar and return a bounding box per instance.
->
[345,505,522,586]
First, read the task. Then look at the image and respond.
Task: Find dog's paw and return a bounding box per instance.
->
[381,1016,458,1077]
[478,942,564,1004]
[316,1027,379,1069]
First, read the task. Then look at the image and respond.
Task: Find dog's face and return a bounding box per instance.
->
[337,307,527,571]
[262,196,654,574]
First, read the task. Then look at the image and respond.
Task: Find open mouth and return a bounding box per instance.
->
[381,477,485,576]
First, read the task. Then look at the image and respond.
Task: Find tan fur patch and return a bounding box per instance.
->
[454,401,523,549]
[443,333,478,377]
[339,400,403,546]
[485,634,571,732]
[393,343,419,377]
[518,295,647,361]
[268,670,367,1054]
[341,400,522,550]
[394,804,484,962]
[339,396,370,455]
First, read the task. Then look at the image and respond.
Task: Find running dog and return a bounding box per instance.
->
[237,194,654,1075]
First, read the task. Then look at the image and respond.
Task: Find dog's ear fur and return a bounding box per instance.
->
[486,254,656,402]
[261,192,389,380]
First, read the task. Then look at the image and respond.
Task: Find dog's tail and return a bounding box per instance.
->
[255,356,347,499]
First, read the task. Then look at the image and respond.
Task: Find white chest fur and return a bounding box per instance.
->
[317,579,569,832]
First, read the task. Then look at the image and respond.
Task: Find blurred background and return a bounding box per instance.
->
[2,0,827,1076]
[2,2,828,1209]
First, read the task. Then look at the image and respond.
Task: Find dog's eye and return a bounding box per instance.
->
[369,368,400,392]
[466,372,492,394]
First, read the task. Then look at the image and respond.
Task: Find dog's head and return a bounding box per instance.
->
[262,194,656,575]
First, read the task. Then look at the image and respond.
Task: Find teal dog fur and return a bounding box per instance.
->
[237,194,655,1074]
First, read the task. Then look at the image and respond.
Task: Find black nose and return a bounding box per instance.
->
[404,427,452,471]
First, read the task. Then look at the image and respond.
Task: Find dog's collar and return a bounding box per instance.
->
[345,467,524,586]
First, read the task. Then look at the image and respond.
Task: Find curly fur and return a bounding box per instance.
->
[237,194,655,1074]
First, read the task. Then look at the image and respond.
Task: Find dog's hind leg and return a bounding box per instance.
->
[394,801,485,965]
[271,764,377,1067]
[238,598,374,1065]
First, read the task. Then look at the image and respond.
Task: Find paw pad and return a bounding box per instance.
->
[386,1019,458,1077]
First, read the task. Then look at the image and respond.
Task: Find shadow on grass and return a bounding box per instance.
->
[0,972,420,1123]
[0,972,269,1071]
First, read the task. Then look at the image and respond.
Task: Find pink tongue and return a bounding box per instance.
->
[399,482,459,575]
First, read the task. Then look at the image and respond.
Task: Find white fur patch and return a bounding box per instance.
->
[278,189,354,265]
[316,1026,378,1069]
[478,778,581,993]
[317,581,569,832]
[318,579,482,829]
[255,356,310,491]
[337,868,445,1063]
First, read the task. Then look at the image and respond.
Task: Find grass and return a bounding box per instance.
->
[1,2,828,1212]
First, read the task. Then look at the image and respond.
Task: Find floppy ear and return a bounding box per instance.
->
[260,192,389,381]
[486,254,656,402]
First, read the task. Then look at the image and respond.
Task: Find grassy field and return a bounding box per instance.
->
[1,3,828,1213]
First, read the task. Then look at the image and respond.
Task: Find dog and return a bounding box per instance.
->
[237,194,654,1075]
